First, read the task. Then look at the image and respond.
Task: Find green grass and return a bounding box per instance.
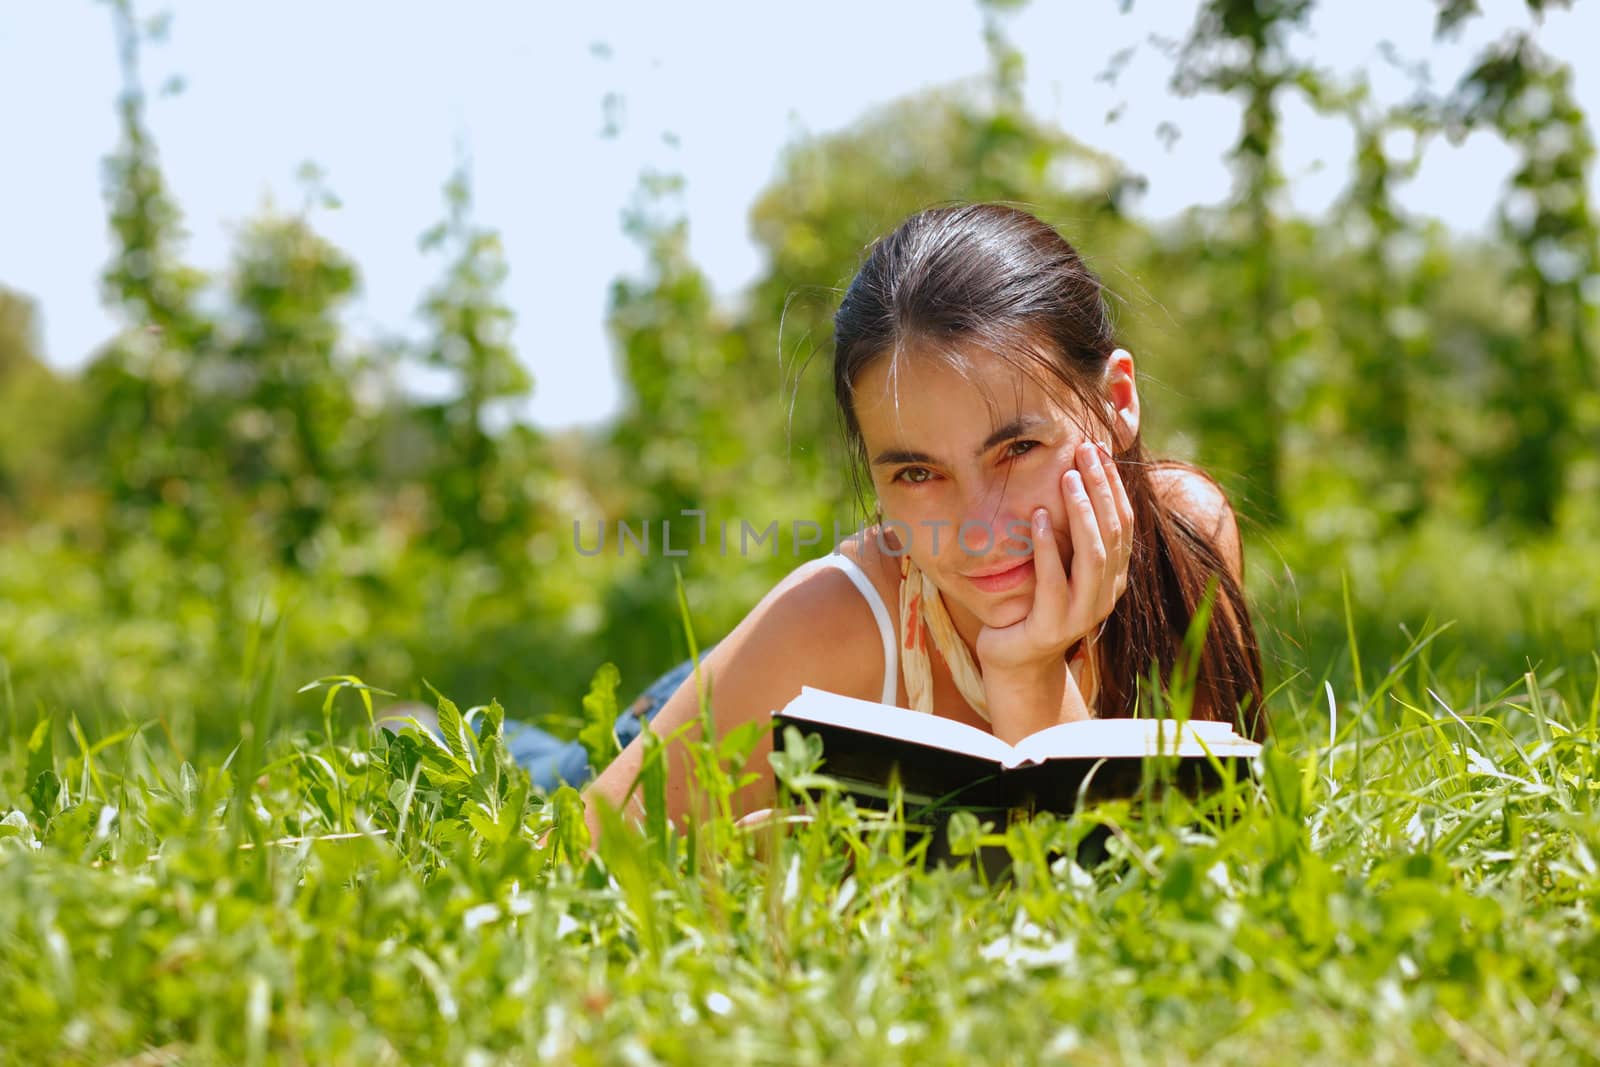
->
[1,521,1597,1064]
[3,613,1599,1065]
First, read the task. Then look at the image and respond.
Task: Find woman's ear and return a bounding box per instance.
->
[1104,347,1140,450]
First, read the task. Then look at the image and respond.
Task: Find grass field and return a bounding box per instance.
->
[3,535,1599,1065]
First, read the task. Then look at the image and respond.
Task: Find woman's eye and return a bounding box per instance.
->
[1005,439,1040,459]
[893,467,934,485]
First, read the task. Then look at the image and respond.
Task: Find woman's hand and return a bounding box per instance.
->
[975,439,1134,693]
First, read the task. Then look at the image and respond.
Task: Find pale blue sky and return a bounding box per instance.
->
[2,1,1596,429]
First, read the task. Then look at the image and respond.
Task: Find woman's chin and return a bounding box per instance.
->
[981,602,1032,630]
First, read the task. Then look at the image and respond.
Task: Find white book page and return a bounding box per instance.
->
[1007,718,1261,769]
[776,688,1261,769]
[778,687,1014,764]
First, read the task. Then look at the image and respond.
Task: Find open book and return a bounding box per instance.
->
[771,686,1261,816]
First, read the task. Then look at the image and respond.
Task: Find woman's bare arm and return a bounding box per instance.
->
[579,561,887,844]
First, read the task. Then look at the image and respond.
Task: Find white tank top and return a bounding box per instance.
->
[795,550,900,707]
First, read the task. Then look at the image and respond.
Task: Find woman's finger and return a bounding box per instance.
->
[1083,446,1121,576]
[1026,503,1068,636]
[1102,445,1133,548]
[1089,443,1132,602]
[1086,452,1120,619]
[1108,454,1133,602]
[1063,465,1106,628]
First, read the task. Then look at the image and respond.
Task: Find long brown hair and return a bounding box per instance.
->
[831,203,1265,740]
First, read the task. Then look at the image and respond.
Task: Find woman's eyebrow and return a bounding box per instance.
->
[870,414,1049,466]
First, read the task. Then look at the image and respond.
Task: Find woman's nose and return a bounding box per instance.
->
[957,479,1029,554]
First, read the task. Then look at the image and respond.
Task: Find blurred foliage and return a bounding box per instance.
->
[0,0,1596,755]
[1169,0,1320,525]
[0,290,82,505]
[1446,30,1599,527]
[416,160,537,557]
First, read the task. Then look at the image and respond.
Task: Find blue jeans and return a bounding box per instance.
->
[505,644,718,792]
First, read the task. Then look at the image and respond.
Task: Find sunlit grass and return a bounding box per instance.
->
[2,608,1598,1064]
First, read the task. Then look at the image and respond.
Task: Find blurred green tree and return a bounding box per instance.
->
[84,0,219,549]
[416,161,535,555]
[221,209,360,563]
[1442,31,1598,528]
[1168,0,1319,526]
[0,287,79,512]
[0,287,41,381]
[1327,88,1428,528]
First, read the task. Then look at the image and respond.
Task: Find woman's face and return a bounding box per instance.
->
[854,348,1110,631]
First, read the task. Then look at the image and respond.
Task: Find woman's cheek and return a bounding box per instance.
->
[892,500,957,560]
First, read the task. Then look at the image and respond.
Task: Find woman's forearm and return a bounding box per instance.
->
[982,657,1091,745]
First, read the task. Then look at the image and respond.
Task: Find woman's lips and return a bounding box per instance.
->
[965,556,1034,593]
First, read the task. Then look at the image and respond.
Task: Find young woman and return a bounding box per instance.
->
[509,202,1264,838]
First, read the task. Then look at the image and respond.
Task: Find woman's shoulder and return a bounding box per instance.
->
[1148,461,1244,578]
[733,542,895,701]
[829,524,905,611]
